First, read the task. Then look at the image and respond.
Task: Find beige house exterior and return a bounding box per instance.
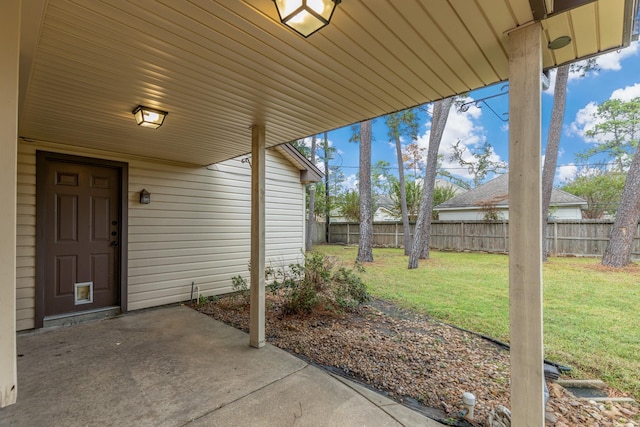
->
[15,141,319,331]
[2,1,638,424]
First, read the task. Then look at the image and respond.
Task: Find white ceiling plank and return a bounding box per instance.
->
[428,1,499,86]
[597,0,626,51]
[478,0,519,78]
[450,0,510,80]
[507,0,536,25]
[569,4,599,58]
[17,0,634,165]
[394,1,484,91]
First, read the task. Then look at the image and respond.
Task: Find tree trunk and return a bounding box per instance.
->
[602,145,640,267]
[395,135,411,255]
[324,132,330,244]
[542,65,569,261]
[409,97,453,268]
[305,135,317,252]
[358,120,374,262]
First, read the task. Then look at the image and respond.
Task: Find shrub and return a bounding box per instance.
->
[230,252,370,315]
[197,294,218,307]
[198,294,209,307]
[331,263,370,310]
[268,252,369,315]
[231,274,249,298]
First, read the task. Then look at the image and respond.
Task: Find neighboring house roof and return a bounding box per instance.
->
[375,194,394,209]
[434,178,467,195]
[435,174,587,210]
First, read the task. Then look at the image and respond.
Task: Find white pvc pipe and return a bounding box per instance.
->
[462,392,476,420]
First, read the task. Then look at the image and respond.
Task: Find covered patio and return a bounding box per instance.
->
[1,0,638,425]
[0,305,443,426]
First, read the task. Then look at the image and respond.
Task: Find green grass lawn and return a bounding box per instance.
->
[313,245,640,400]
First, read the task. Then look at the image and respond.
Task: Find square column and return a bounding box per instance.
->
[249,125,266,348]
[0,0,20,408]
[508,23,544,426]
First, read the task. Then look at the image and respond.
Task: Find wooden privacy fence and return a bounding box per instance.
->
[315,220,640,259]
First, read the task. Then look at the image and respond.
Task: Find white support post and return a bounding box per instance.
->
[508,23,544,426]
[0,0,20,408]
[249,125,266,349]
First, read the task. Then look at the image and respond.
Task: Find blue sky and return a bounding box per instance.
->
[305,41,640,191]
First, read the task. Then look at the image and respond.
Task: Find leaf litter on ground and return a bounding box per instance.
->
[195,293,638,426]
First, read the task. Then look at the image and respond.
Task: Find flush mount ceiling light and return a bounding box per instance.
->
[274,0,341,38]
[548,35,572,50]
[132,105,168,129]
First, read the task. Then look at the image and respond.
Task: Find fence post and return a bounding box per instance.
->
[460,222,464,251]
[347,223,350,245]
[553,222,558,256]
[504,221,508,252]
[395,223,399,248]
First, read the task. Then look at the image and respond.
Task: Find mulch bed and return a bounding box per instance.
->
[195,294,638,426]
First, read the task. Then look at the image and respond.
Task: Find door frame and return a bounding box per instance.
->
[35,151,129,328]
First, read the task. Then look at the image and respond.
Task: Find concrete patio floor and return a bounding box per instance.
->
[0,305,444,426]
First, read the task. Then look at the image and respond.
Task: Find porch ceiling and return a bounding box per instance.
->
[18,0,637,166]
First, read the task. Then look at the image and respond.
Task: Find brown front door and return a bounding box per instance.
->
[40,157,121,317]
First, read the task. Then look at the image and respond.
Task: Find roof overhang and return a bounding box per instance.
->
[275,144,323,183]
[17,0,639,166]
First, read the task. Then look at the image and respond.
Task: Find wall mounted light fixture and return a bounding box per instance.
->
[132,105,168,129]
[139,189,151,204]
[274,0,341,38]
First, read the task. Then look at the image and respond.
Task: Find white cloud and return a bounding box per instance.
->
[593,41,639,71]
[545,41,639,93]
[610,83,640,101]
[564,42,639,82]
[569,81,640,144]
[568,101,599,142]
[343,174,358,191]
[299,135,336,150]
[556,164,577,184]
[414,99,505,182]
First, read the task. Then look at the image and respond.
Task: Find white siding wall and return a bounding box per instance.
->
[548,206,583,220]
[15,141,305,330]
[438,209,508,221]
[16,148,36,331]
[439,206,583,221]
